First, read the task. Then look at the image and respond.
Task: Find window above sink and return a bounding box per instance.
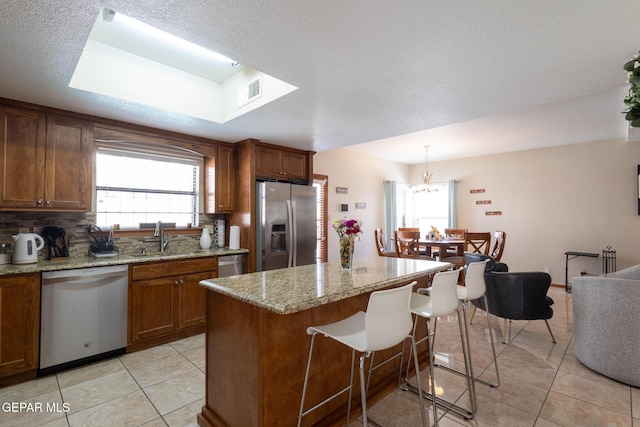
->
[95,143,201,230]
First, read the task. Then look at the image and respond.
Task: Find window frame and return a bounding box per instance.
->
[94,142,203,231]
[313,174,328,263]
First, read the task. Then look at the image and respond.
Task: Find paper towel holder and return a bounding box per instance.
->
[229,225,240,250]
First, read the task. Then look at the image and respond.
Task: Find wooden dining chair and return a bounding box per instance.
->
[444,228,467,239]
[394,230,421,259]
[374,228,395,257]
[465,232,492,255]
[490,230,506,261]
[398,227,432,256]
[440,228,468,257]
[442,231,492,272]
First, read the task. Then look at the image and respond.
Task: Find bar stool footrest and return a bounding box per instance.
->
[433,362,499,388]
[300,385,351,419]
[402,381,474,420]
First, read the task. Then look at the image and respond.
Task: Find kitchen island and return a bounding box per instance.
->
[197,256,453,427]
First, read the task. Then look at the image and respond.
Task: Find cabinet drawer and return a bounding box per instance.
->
[131,257,217,281]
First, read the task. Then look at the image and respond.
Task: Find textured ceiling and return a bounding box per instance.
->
[1,1,639,163]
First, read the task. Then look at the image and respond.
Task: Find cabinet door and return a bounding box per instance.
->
[0,107,46,209]
[130,278,177,342]
[44,115,92,210]
[281,150,308,180]
[216,145,234,212]
[255,145,282,178]
[178,271,215,329]
[0,274,40,377]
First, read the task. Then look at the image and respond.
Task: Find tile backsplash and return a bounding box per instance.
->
[0,212,223,260]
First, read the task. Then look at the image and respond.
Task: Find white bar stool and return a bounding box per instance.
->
[297,282,427,427]
[456,260,500,388]
[400,268,476,423]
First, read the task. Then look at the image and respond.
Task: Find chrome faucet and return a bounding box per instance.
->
[154,221,170,253]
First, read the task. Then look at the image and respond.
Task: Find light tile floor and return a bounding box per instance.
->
[0,286,638,426]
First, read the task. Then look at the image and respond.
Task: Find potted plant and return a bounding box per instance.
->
[623,52,640,127]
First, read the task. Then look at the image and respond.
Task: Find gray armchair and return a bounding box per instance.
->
[464,253,555,344]
[572,265,640,387]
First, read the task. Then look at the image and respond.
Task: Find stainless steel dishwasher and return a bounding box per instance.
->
[39,265,128,375]
[218,254,246,277]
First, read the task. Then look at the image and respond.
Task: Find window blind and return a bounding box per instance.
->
[314,175,328,263]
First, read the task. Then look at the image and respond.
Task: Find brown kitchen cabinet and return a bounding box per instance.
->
[204,144,234,213]
[0,273,40,384]
[255,144,309,181]
[230,139,314,272]
[130,276,177,341]
[178,271,213,329]
[128,257,217,351]
[0,107,92,211]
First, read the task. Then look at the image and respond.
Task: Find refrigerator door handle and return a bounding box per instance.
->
[292,200,298,266]
[286,199,295,267]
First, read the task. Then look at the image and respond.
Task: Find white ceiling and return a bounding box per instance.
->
[1,1,639,164]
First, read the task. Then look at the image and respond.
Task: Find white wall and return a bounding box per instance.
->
[317,138,640,285]
[314,148,410,262]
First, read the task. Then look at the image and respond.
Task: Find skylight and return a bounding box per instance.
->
[70,7,297,123]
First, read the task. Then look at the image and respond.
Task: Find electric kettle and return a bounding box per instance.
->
[12,233,45,264]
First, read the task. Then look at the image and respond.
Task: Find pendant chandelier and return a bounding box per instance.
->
[421,145,433,187]
[413,145,438,192]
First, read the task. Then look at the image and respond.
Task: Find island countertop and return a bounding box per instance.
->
[198,255,453,427]
[199,256,453,315]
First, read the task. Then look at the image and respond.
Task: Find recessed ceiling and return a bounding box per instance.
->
[69,7,297,124]
[1,1,640,163]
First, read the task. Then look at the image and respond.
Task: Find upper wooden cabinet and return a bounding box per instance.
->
[0,107,92,211]
[229,140,314,272]
[255,144,310,181]
[205,145,234,213]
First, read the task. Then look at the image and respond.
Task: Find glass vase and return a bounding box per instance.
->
[339,235,355,271]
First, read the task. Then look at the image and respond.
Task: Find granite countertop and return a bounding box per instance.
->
[199,256,453,315]
[0,247,249,276]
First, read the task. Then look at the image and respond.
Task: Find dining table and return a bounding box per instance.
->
[420,238,465,258]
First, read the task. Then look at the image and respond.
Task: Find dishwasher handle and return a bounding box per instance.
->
[42,265,128,284]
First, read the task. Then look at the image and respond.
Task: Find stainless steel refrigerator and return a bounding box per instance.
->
[256,181,317,271]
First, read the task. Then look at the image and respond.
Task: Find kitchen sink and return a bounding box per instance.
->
[129,253,153,257]
[126,251,178,259]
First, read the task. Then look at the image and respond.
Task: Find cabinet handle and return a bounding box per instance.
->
[179,279,184,285]
[36,199,43,205]
[45,200,51,205]
[218,205,223,209]
[174,280,179,285]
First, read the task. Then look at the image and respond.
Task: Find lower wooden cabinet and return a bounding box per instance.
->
[178,271,211,329]
[130,276,177,341]
[129,257,217,351]
[0,273,40,381]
